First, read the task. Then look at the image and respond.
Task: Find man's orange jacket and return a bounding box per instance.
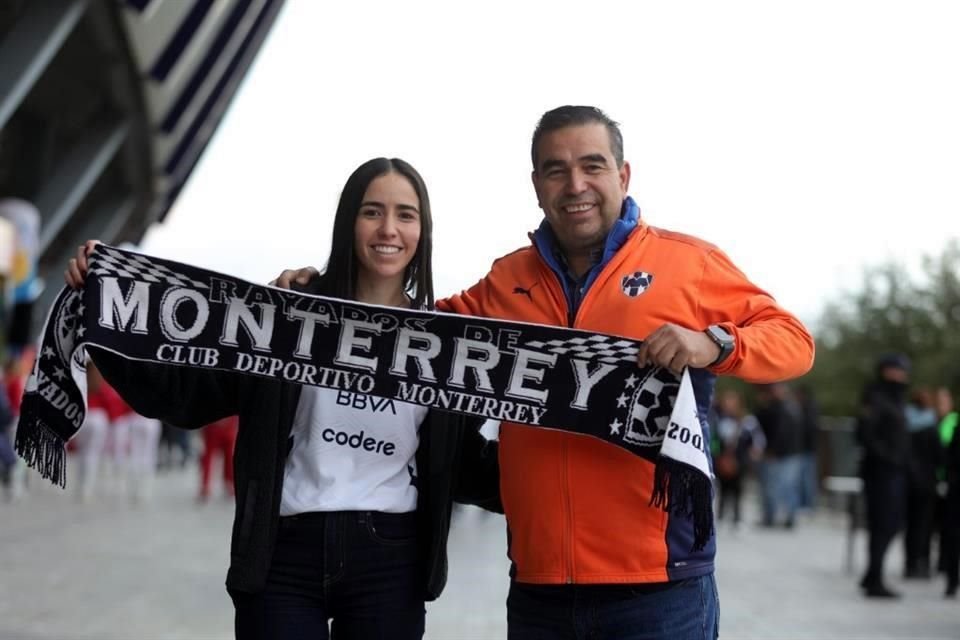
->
[439,197,814,584]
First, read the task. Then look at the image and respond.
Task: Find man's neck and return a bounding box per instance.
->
[565,254,593,280]
[559,245,604,280]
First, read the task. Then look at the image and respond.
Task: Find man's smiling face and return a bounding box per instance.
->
[532,123,631,259]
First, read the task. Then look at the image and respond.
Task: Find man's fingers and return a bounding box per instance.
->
[272,270,295,289]
[636,342,649,368]
[647,339,677,370]
[295,267,318,284]
[645,332,694,374]
[637,326,666,367]
[272,268,316,289]
[668,352,691,375]
[637,323,704,373]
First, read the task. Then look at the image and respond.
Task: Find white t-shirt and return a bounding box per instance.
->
[279,387,427,516]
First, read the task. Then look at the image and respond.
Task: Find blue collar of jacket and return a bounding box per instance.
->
[532,196,640,313]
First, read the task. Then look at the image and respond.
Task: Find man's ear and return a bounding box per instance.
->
[620,161,631,193]
[531,170,542,208]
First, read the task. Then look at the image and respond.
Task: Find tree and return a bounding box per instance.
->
[803,239,960,415]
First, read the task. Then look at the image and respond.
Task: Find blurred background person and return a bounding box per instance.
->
[936,387,959,595]
[795,384,821,513]
[0,364,15,497]
[75,361,121,502]
[755,382,804,529]
[856,353,911,598]
[198,415,238,502]
[82,361,161,503]
[1,352,29,499]
[121,406,162,503]
[102,382,131,491]
[903,387,940,579]
[0,198,42,359]
[158,421,193,472]
[711,389,765,529]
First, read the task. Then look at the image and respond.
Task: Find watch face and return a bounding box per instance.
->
[706,325,734,366]
[709,325,733,343]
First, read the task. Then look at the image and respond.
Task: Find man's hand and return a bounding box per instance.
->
[271,266,319,289]
[64,239,102,290]
[636,323,721,373]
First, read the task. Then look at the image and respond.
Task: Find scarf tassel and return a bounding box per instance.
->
[14,405,67,488]
[650,457,714,552]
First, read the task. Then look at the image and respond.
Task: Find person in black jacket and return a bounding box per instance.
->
[65,158,501,640]
[856,353,912,598]
[940,388,960,597]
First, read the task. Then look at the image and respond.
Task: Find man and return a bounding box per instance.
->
[856,353,912,598]
[754,382,805,528]
[278,106,815,638]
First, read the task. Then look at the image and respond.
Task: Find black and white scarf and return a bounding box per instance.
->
[16,245,714,548]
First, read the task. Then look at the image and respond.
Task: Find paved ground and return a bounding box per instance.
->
[1,462,958,639]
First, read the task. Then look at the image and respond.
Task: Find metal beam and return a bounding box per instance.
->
[36,119,130,254]
[164,0,281,193]
[43,193,137,271]
[144,0,237,123]
[118,0,195,73]
[155,0,262,165]
[0,0,88,130]
[77,193,138,247]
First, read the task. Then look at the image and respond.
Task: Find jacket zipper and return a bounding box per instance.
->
[533,227,638,583]
[537,256,588,584]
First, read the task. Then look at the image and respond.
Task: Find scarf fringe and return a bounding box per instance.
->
[14,411,66,488]
[650,457,714,551]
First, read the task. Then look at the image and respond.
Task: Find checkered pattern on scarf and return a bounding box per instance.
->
[523,335,640,364]
[89,246,209,289]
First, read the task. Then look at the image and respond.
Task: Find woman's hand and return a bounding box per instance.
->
[64,240,102,289]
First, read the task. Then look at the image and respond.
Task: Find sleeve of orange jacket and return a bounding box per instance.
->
[437,284,482,317]
[696,247,814,383]
[437,264,500,318]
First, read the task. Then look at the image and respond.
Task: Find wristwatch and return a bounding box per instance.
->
[704,324,735,367]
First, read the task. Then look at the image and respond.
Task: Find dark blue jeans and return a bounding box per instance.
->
[507,574,719,640]
[230,511,425,640]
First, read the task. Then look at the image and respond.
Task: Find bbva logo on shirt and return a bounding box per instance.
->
[621,271,654,297]
[335,391,397,414]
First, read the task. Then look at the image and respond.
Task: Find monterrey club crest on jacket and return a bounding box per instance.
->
[621,271,654,297]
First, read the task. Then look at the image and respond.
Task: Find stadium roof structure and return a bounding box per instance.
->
[0,0,285,327]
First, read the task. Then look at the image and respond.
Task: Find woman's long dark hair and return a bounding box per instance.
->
[314,158,434,309]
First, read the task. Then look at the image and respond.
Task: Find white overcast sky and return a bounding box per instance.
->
[142,0,960,329]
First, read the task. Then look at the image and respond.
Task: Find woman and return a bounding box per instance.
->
[65,158,500,639]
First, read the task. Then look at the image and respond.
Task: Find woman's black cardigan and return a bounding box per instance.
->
[91,345,501,600]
